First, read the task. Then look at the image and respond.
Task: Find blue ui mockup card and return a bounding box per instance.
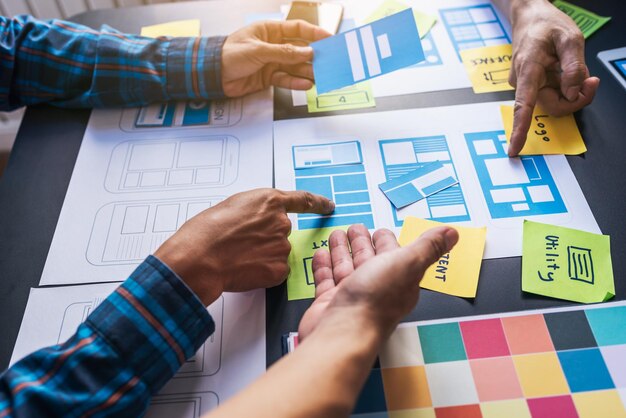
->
[312,9,425,94]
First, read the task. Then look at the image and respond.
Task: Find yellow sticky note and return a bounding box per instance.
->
[287,226,349,301]
[364,0,437,39]
[398,217,486,298]
[460,44,514,93]
[140,19,201,38]
[500,105,587,155]
[306,82,376,113]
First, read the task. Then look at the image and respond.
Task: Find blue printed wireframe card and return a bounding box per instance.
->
[379,162,458,209]
[312,9,425,94]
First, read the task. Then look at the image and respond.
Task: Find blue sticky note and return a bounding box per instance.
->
[379,162,458,209]
[312,9,425,94]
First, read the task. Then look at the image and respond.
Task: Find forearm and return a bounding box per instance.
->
[0,256,214,417]
[0,16,225,111]
[206,310,385,418]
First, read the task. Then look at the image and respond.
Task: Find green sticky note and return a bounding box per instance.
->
[522,220,615,304]
[552,0,611,39]
[306,82,375,113]
[364,0,437,39]
[287,226,349,300]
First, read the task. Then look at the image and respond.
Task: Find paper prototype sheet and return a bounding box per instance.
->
[287,226,349,300]
[11,283,266,417]
[140,19,201,37]
[522,220,614,303]
[501,105,587,155]
[552,0,611,39]
[460,44,514,93]
[274,100,600,259]
[399,217,486,298]
[363,0,437,39]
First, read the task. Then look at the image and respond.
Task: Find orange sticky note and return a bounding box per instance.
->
[500,105,587,155]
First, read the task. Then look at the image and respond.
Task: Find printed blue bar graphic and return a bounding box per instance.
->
[312,9,425,94]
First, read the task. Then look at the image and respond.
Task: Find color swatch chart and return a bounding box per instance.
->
[352,301,626,418]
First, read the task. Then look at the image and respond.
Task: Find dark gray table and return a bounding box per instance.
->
[1,0,625,370]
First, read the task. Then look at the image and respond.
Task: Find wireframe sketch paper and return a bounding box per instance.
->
[312,9,425,94]
[399,217,486,298]
[551,0,610,39]
[363,0,437,39]
[274,100,600,259]
[379,162,458,209]
[11,283,266,418]
[522,220,614,303]
[39,89,273,286]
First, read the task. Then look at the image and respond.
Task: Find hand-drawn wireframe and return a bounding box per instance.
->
[58,296,224,379]
[439,4,511,60]
[119,99,243,133]
[465,130,567,219]
[292,141,375,230]
[410,32,442,67]
[105,136,239,193]
[379,135,470,226]
[87,197,224,266]
[147,392,219,418]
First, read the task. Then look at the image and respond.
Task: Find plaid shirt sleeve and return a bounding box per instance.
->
[0,15,226,110]
[0,255,215,418]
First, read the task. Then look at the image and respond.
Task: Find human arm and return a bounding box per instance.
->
[204,224,458,418]
[492,0,599,156]
[0,189,334,417]
[0,16,329,110]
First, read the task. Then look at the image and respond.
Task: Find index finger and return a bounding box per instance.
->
[281,190,335,214]
[266,19,332,43]
[509,63,544,157]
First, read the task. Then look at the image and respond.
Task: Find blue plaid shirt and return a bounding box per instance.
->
[0,15,226,110]
[0,256,215,418]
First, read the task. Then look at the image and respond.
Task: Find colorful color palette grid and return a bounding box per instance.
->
[351,301,626,417]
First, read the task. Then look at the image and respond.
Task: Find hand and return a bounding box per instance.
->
[221,20,331,97]
[507,0,599,157]
[154,189,335,306]
[298,224,458,340]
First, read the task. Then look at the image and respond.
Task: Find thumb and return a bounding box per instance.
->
[257,42,314,65]
[396,227,459,281]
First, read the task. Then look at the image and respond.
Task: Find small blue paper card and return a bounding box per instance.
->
[312,8,425,94]
[379,162,458,209]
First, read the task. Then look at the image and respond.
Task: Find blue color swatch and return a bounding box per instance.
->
[557,348,615,392]
[312,9,425,94]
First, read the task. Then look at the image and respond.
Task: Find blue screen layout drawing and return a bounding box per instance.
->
[465,131,567,219]
[292,141,375,230]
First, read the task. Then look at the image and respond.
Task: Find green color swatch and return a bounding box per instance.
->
[418,323,467,364]
[522,220,614,304]
[552,0,611,39]
[306,82,375,113]
[286,226,349,301]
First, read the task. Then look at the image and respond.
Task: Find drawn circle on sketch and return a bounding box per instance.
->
[189,100,208,110]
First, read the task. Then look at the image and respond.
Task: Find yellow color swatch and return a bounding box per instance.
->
[500,105,587,155]
[480,399,531,418]
[364,0,437,39]
[573,390,626,418]
[398,217,486,298]
[306,82,375,113]
[141,19,201,38]
[382,366,432,410]
[513,352,569,398]
[460,44,514,93]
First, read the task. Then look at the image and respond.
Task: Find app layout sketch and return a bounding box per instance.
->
[87,197,223,265]
[58,296,223,379]
[379,136,470,225]
[105,137,239,193]
[293,141,375,229]
[120,99,243,132]
[465,131,566,219]
[440,4,510,59]
[147,392,219,418]
[411,32,442,67]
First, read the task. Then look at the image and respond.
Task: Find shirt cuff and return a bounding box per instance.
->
[165,36,227,100]
[86,255,215,394]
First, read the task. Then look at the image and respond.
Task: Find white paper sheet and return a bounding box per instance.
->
[11,283,265,418]
[274,101,600,259]
[40,90,274,286]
